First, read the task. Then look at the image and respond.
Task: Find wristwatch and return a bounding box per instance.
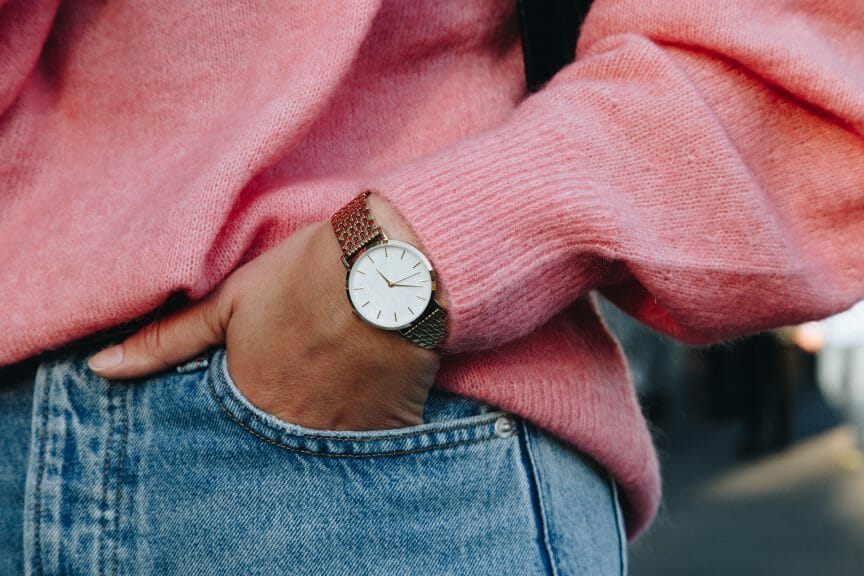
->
[331,191,447,350]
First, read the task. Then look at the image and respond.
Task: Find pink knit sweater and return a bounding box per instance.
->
[2,0,862,538]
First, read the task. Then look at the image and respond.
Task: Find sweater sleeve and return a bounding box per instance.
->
[370,0,864,352]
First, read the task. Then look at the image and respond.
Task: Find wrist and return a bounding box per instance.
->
[310,219,439,361]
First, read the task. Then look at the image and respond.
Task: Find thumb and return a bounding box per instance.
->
[88,292,232,379]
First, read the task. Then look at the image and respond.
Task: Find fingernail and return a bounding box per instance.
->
[88,345,124,371]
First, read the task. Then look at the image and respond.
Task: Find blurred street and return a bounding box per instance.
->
[628,377,864,575]
[596,296,864,575]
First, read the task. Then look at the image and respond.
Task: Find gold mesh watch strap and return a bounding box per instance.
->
[331,190,387,268]
[398,300,447,350]
[331,191,447,350]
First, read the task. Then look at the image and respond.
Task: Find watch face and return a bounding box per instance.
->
[346,240,435,330]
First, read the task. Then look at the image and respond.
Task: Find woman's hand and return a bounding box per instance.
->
[87,200,442,431]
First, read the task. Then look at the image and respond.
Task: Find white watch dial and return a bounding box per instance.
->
[346,240,434,330]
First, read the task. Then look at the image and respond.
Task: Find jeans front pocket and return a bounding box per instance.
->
[206,347,513,457]
[27,348,622,575]
[176,349,557,575]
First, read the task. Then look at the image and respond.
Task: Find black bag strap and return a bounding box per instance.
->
[517,0,595,93]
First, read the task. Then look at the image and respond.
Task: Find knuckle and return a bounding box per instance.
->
[201,297,229,343]
[138,322,173,369]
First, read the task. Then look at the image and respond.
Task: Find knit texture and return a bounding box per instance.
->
[2,0,863,538]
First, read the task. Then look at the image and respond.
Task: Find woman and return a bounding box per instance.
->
[2,0,862,573]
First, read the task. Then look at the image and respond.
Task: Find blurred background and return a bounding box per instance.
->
[595,296,864,575]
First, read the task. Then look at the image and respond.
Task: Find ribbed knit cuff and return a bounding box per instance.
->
[368,109,608,353]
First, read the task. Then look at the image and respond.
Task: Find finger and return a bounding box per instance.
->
[88,293,231,379]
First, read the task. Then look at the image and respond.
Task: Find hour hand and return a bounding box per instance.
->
[376,269,394,287]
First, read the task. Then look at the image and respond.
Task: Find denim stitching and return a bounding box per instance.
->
[209,364,503,443]
[519,423,559,576]
[609,474,628,576]
[99,384,116,576]
[211,381,504,457]
[112,390,129,576]
[33,374,51,576]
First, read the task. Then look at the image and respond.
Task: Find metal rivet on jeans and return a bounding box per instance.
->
[495,416,516,439]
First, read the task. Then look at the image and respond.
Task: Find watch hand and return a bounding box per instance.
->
[392,284,424,288]
[376,269,394,287]
[391,271,420,285]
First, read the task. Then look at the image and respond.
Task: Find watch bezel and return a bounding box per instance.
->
[344,239,438,331]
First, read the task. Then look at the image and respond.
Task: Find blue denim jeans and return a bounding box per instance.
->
[1,347,627,575]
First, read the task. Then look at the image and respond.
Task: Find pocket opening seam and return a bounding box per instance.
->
[211,381,503,457]
[211,355,505,443]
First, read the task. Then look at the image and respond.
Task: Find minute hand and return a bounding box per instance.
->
[391,271,420,285]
